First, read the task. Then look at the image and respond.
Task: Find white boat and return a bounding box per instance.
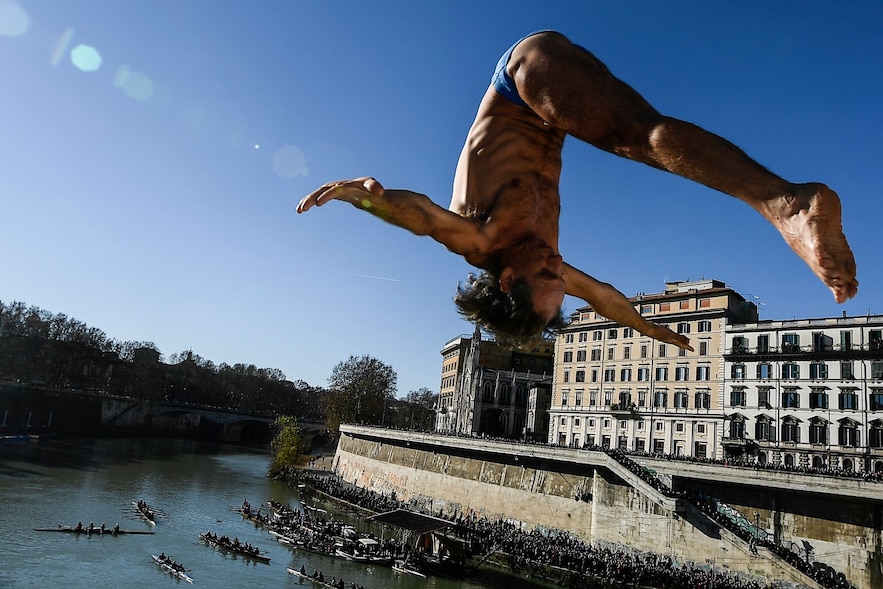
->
[392,560,427,578]
[151,554,193,584]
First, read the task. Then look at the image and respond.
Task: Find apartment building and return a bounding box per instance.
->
[549,279,757,459]
[435,326,554,438]
[724,315,883,472]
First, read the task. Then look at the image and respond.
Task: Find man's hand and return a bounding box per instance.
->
[564,264,694,352]
[639,322,693,352]
[297,177,384,213]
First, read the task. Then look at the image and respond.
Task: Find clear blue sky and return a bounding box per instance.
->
[2,1,881,396]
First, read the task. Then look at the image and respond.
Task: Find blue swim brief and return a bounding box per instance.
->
[491,31,551,109]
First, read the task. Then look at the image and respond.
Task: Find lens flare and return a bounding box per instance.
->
[70,44,102,72]
[51,27,74,65]
[0,0,30,37]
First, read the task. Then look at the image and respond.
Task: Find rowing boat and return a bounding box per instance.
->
[133,501,157,525]
[392,560,427,578]
[34,526,154,535]
[199,533,271,564]
[287,568,347,589]
[152,554,193,584]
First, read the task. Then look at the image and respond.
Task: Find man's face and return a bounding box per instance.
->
[501,239,565,322]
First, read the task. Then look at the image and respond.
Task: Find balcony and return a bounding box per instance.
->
[608,403,639,418]
[725,341,883,361]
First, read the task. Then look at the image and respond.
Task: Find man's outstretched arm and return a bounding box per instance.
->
[564,263,693,351]
[298,177,488,258]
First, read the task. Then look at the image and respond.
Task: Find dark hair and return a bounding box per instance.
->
[454,271,567,349]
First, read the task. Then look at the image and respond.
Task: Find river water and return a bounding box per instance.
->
[0,438,551,589]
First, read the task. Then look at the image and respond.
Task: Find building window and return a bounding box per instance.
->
[782,389,800,409]
[697,423,706,434]
[656,366,669,381]
[659,302,670,312]
[561,391,569,406]
[637,421,645,431]
[809,419,828,445]
[658,344,666,358]
[841,361,855,380]
[623,346,631,360]
[729,389,747,407]
[575,391,583,406]
[757,363,773,380]
[840,330,853,351]
[675,366,689,381]
[809,389,829,410]
[696,365,710,381]
[732,336,748,353]
[755,419,773,441]
[641,305,652,314]
[638,390,647,406]
[577,350,587,362]
[699,298,711,308]
[637,367,649,382]
[699,341,708,356]
[589,391,597,406]
[811,361,827,380]
[607,347,615,361]
[679,300,689,310]
[758,388,771,408]
[782,333,800,352]
[593,330,602,341]
[839,390,858,410]
[731,364,746,379]
[655,421,665,431]
[782,363,800,379]
[608,329,618,339]
[623,328,634,337]
[618,391,632,407]
[604,368,615,382]
[697,320,712,332]
[563,350,573,363]
[872,361,883,379]
[839,423,859,447]
[870,426,883,448]
[757,334,769,353]
[640,344,648,359]
[674,391,689,408]
[675,421,685,432]
[591,369,599,383]
[677,322,690,334]
[590,349,600,362]
[695,391,710,409]
[575,370,585,383]
[603,418,611,428]
[604,391,613,405]
[870,390,883,411]
[620,367,632,382]
[578,332,588,342]
[563,371,570,383]
[781,420,800,443]
[654,391,668,408]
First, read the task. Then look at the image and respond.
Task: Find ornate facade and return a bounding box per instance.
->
[724,315,883,472]
[549,279,757,458]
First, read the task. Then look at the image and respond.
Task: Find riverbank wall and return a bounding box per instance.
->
[334,424,882,589]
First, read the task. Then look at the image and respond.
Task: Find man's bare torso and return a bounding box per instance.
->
[450,86,566,266]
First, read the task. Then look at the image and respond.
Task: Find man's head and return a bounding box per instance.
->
[454,238,567,348]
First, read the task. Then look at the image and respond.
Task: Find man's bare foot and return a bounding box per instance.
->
[771,183,858,303]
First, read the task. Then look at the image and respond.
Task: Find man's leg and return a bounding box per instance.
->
[507,31,857,303]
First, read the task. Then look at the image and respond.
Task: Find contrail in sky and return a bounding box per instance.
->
[335,271,401,283]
